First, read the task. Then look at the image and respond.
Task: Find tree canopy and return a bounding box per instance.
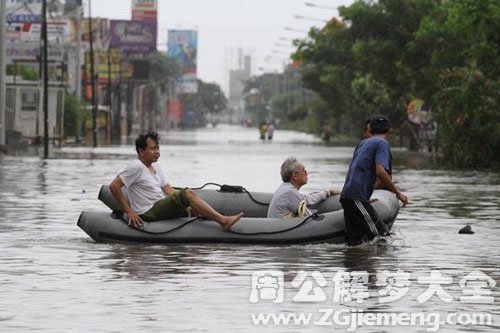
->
[288,0,500,169]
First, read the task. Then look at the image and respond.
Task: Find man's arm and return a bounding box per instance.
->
[162,183,176,196]
[375,164,408,206]
[327,188,341,196]
[374,178,384,189]
[109,176,144,227]
[303,188,339,205]
[303,190,328,206]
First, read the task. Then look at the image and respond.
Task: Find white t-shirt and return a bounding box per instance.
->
[118,159,168,214]
[267,182,329,218]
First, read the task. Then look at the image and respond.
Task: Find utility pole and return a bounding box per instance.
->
[88,0,98,147]
[0,0,6,146]
[75,4,83,142]
[41,0,49,159]
[108,48,120,144]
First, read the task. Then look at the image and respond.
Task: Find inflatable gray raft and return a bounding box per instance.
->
[77,185,399,244]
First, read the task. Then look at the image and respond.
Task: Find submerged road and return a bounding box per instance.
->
[0,125,499,332]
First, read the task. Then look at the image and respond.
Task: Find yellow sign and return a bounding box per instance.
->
[85,49,121,82]
[132,0,157,10]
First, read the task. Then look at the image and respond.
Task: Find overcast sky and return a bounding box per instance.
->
[88,0,352,92]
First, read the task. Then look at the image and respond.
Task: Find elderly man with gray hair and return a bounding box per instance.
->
[267,157,340,218]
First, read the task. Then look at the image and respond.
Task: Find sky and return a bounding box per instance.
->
[88,0,353,92]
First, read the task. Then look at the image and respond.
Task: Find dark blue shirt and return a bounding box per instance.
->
[340,136,391,202]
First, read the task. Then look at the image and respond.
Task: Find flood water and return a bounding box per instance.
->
[0,124,499,332]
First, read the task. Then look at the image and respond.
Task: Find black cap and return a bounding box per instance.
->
[370,115,391,134]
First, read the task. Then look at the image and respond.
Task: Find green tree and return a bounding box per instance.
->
[424,0,500,169]
[181,80,227,127]
[6,64,38,81]
[64,91,82,138]
[436,66,500,169]
[293,19,354,133]
[148,52,181,89]
[280,0,499,169]
[144,52,181,130]
[294,0,439,136]
[197,81,227,114]
[243,67,311,127]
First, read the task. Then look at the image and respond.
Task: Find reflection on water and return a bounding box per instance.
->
[0,125,499,332]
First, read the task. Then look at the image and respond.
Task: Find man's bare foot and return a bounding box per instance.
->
[221,212,243,230]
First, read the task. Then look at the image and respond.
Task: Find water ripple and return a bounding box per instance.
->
[0,125,499,332]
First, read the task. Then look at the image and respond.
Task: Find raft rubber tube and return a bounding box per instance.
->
[77,185,399,244]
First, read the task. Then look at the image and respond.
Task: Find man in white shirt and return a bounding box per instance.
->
[267,157,340,218]
[109,131,243,230]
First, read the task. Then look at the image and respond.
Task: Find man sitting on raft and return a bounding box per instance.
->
[267,157,340,218]
[109,131,243,230]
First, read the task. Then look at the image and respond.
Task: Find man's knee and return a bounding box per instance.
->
[185,188,197,202]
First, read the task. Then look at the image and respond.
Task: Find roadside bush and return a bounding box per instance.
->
[436,66,500,170]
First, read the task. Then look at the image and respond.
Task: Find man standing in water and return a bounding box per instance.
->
[340,115,408,246]
[109,131,243,230]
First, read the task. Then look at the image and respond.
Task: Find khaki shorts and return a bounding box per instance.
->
[140,188,189,222]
